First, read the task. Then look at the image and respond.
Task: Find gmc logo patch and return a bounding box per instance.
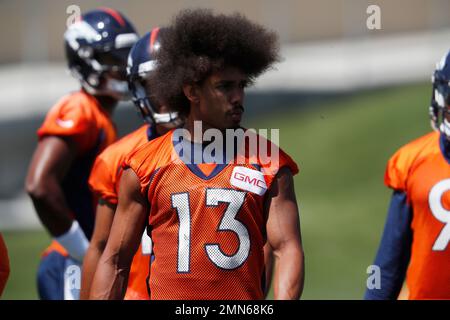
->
[230,166,267,196]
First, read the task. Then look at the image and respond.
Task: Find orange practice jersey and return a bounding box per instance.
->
[124,129,299,299]
[38,90,117,257]
[89,124,157,300]
[385,131,450,299]
[0,233,10,297]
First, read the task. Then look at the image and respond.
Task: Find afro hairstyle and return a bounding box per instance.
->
[146,8,280,116]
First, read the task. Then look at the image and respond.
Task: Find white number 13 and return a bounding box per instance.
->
[171,189,250,272]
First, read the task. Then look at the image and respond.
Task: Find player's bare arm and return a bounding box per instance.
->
[263,243,274,296]
[80,200,116,299]
[266,166,304,300]
[25,136,77,236]
[89,168,147,300]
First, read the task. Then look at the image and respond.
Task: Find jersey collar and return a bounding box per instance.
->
[439,132,450,164]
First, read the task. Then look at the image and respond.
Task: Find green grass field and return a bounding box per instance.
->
[1,82,431,299]
[2,230,50,299]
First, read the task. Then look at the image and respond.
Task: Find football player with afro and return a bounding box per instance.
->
[91,9,304,300]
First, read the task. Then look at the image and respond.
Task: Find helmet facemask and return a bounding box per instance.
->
[78,48,131,100]
[431,72,450,139]
[126,28,182,128]
[129,76,180,127]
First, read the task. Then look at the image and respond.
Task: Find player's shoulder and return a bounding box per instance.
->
[385,131,440,190]
[124,129,175,174]
[130,128,172,159]
[238,128,299,177]
[99,125,149,162]
[49,90,108,127]
[389,131,439,166]
[51,90,94,111]
[38,91,97,137]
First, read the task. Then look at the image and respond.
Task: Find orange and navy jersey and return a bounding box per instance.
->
[385,131,450,299]
[124,129,299,300]
[38,90,116,255]
[88,124,154,205]
[88,124,157,300]
[0,233,10,297]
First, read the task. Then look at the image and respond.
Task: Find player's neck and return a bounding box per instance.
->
[183,118,205,143]
[93,95,118,117]
[440,133,450,163]
[183,117,231,143]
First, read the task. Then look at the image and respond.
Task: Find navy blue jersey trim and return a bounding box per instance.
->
[439,133,450,164]
[146,253,153,299]
[147,125,158,142]
[172,133,229,180]
[251,163,262,171]
[184,163,228,180]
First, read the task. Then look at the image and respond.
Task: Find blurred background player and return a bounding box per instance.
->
[90,9,304,300]
[364,51,450,300]
[80,27,182,300]
[0,233,10,297]
[25,8,138,300]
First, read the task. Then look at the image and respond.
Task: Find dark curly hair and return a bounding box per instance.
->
[146,9,280,116]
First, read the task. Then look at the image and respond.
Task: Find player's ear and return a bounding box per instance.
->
[183,84,199,104]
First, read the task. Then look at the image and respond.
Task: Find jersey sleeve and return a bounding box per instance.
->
[278,148,299,176]
[122,134,170,197]
[259,142,299,189]
[239,131,299,187]
[384,147,413,191]
[384,132,437,191]
[88,154,118,205]
[37,96,97,155]
[122,144,154,197]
